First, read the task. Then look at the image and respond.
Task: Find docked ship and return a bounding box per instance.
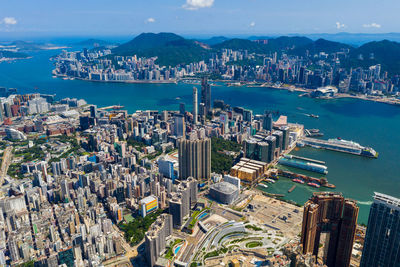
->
[302,137,378,158]
[307,182,321,188]
[278,155,328,174]
[293,178,305,184]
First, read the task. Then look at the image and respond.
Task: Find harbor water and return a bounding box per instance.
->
[1,49,400,224]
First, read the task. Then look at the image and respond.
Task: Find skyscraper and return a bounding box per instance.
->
[178,138,211,180]
[193,87,198,124]
[360,192,400,267]
[179,102,185,115]
[90,105,97,118]
[145,214,173,267]
[263,111,273,131]
[201,77,211,115]
[301,192,359,267]
[173,114,185,137]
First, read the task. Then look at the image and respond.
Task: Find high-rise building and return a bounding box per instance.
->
[301,192,359,267]
[193,87,198,124]
[179,102,185,115]
[244,139,269,163]
[145,214,173,267]
[178,138,211,180]
[263,111,273,131]
[90,105,97,118]
[200,77,211,115]
[173,114,185,137]
[265,136,276,163]
[280,126,290,151]
[168,178,197,228]
[360,192,400,267]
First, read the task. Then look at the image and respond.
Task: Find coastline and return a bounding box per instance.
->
[53,74,178,84]
[53,73,400,106]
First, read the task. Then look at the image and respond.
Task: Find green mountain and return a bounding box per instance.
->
[345,40,400,75]
[291,38,353,55]
[269,36,313,49]
[112,32,210,66]
[212,38,268,53]
[213,36,314,54]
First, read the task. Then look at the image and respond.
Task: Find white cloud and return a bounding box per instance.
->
[1,17,17,25]
[146,17,156,23]
[183,0,214,10]
[250,22,256,27]
[336,22,346,29]
[363,23,381,28]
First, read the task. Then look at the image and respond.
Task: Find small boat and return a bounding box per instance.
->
[293,179,304,184]
[175,97,181,100]
[266,179,275,184]
[307,114,319,118]
[258,184,268,189]
[307,182,320,188]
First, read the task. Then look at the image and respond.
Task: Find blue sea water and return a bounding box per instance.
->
[1,49,400,224]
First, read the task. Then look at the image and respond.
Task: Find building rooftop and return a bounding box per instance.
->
[374,192,400,209]
[210,182,238,194]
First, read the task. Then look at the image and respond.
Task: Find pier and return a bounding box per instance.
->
[288,185,296,193]
[286,154,326,165]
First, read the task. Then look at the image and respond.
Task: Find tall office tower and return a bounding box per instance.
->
[244,139,269,163]
[168,178,197,228]
[263,111,273,131]
[200,77,211,115]
[301,192,359,267]
[193,87,198,124]
[272,130,283,153]
[3,102,12,118]
[173,114,185,137]
[280,126,290,151]
[265,136,276,163]
[178,138,211,180]
[90,105,97,118]
[61,180,70,200]
[179,102,185,115]
[360,192,400,267]
[145,214,173,267]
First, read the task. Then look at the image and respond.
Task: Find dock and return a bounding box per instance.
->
[287,154,326,165]
[301,137,378,158]
[288,185,296,193]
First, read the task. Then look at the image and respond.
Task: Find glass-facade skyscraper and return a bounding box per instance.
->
[360,192,400,267]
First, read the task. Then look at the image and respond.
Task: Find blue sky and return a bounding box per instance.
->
[0,0,398,37]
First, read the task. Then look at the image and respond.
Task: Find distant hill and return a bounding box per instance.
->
[75,39,112,47]
[199,36,230,45]
[303,32,400,46]
[212,38,268,53]
[213,36,314,54]
[112,32,210,66]
[291,38,353,55]
[344,40,400,75]
[269,36,313,49]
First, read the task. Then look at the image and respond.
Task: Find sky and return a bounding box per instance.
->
[0,0,399,38]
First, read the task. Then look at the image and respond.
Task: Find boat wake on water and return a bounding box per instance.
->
[358,201,373,205]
